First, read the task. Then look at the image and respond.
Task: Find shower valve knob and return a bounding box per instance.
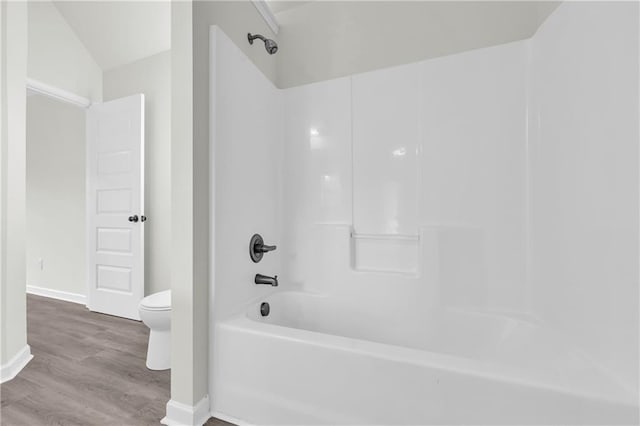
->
[250,234,277,263]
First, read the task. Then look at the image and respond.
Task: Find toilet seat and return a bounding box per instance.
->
[140,290,171,311]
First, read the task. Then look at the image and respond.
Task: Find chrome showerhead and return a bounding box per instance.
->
[248,33,278,55]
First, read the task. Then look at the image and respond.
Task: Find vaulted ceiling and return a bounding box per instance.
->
[52,1,170,71]
[48,0,560,87]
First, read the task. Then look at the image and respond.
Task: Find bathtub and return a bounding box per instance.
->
[211,291,638,425]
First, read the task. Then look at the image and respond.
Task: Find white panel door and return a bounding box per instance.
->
[87,94,144,320]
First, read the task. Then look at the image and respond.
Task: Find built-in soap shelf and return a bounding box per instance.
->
[350,232,420,275]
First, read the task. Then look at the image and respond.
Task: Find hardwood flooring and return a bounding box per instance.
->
[1,294,232,426]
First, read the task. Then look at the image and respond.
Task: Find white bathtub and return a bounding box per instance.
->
[211,291,638,425]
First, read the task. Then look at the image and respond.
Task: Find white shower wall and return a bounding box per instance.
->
[210,1,639,410]
[210,27,283,322]
[279,4,638,394]
[282,77,352,286]
[530,1,639,392]
[282,40,529,311]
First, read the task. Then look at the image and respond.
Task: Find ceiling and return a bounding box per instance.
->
[53,1,170,71]
[50,0,560,87]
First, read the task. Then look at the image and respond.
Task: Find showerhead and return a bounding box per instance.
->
[248,33,278,55]
[264,38,278,55]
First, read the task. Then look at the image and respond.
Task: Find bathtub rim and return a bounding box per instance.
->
[217,297,638,409]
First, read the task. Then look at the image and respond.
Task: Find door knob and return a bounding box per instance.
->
[141,216,147,222]
[128,215,139,223]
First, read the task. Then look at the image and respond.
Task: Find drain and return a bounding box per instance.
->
[260,302,270,317]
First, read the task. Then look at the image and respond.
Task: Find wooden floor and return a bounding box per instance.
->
[1,295,232,426]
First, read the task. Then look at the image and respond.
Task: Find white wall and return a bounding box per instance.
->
[275,1,558,88]
[104,50,172,297]
[281,77,352,287]
[22,0,100,305]
[209,25,283,414]
[195,1,278,85]
[174,0,280,409]
[211,1,639,411]
[169,0,205,410]
[352,64,421,236]
[27,0,102,101]
[530,1,639,393]
[1,0,29,369]
[193,1,280,314]
[420,42,528,310]
[281,41,528,311]
[26,95,86,297]
[210,26,283,320]
[286,0,638,401]
[187,2,558,91]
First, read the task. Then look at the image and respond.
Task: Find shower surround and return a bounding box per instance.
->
[209,2,638,424]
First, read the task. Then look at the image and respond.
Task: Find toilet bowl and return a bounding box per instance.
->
[139,290,171,370]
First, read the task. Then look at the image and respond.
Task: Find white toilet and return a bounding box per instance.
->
[138,290,171,370]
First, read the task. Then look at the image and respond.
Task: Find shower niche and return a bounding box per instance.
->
[350,232,419,274]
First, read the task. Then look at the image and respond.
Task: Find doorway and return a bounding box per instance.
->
[25,81,145,320]
[26,89,87,306]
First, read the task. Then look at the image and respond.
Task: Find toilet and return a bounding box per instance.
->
[138,290,171,370]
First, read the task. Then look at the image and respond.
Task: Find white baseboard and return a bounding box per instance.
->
[27,285,86,305]
[161,395,210,426]
[0,345,33,383]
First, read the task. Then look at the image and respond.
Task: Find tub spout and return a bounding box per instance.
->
[255,273,278,287]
